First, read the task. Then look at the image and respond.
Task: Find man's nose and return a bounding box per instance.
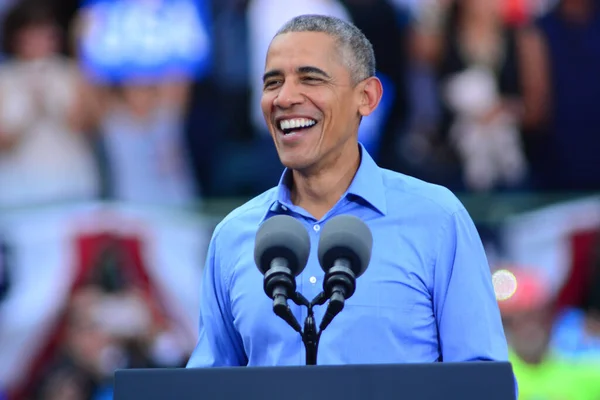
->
[273,81,304,108]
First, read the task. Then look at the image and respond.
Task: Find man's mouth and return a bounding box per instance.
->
[278,118,317,135]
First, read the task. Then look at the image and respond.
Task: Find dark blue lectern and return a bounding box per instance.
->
[114,362,516,400]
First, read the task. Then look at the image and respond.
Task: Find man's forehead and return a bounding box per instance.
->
[267,32,336,60]
[264,32,342,77]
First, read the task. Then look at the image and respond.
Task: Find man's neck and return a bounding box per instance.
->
[290,142,361,220]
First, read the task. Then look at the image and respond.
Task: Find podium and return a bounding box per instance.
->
[114,362,516,400]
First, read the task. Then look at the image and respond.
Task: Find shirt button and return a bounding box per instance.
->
[313,224,320,232]
[309,276,317,284]
[281,205,288,211]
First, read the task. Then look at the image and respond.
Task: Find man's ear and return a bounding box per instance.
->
[357,76,383,118]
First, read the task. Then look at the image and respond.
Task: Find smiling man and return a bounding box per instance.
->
[187,15,509,368]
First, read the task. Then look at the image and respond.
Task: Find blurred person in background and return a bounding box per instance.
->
[430,0,530,192]
[71,78,198,207]
[379,0,452,187]
[498,268,600,399]
[35,285,125,400]
[0,0,100,208]
[34,246,192,400]
[519,0,600,191]
[396,0,454,186]
[71,0,203,207]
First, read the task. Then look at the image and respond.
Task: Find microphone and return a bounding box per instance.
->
[254,215,310,333]
[317,215,373,331]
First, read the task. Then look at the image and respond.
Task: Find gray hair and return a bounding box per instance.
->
[274,14,376,84]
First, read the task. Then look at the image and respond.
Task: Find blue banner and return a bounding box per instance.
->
[78,0,213,84]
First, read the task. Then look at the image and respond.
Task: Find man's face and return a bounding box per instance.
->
[261,31,365,172]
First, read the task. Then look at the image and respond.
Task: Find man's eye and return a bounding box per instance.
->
[264,80,281,89]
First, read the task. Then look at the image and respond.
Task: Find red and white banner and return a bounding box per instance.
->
[0,202,212,394]
[2,196,599,395]
[499,196,600,309]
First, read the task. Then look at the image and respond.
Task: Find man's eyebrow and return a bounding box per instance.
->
[263,70,282,83]
[263,66,331,83]
[297,66,331,79]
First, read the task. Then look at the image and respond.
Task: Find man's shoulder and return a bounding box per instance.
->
[212,187,278,240]
[380,168,465,218]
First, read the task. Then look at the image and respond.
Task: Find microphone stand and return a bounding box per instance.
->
[271,290,345,366]
[290,292,329,365]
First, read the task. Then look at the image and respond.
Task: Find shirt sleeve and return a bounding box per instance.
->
[186,229,247,367]
[433,207,509,362]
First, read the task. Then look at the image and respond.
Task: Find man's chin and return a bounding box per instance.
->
[278,153,316,172]
[274,138,323,171]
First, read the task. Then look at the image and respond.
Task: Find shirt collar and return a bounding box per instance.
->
[346,143,387,215]
[262,143,387,222]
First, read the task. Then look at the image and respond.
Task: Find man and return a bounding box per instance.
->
[187,14,508,367]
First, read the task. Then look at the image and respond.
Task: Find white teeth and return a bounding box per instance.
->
[279,118,316,131]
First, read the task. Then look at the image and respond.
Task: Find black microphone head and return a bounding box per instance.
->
[318,215,373,278]
[254,215,310,276]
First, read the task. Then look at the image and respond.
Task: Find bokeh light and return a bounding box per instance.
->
[493,269,518,302]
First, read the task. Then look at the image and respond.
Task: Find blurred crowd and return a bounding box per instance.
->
[0,0,599,399]
[0,0,599,209]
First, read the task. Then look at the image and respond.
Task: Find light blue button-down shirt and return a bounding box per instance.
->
[187,144,509,367]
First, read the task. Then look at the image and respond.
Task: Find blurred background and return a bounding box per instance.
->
[0,0,599,398]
